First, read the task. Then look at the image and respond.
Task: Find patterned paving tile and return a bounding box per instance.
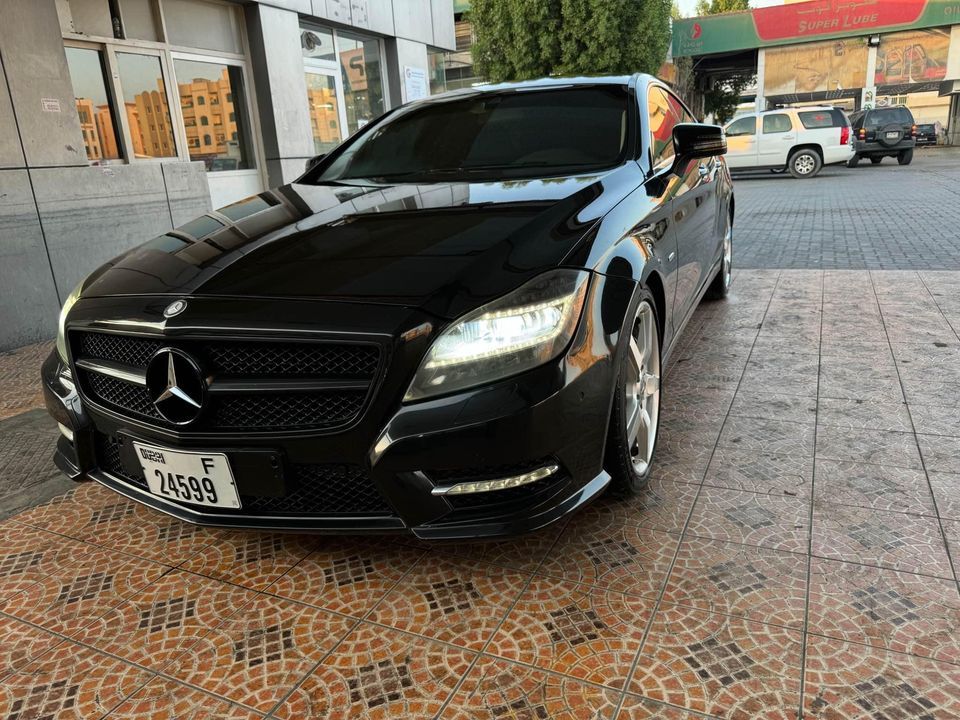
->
[0,641,150,719]
[818,359,903,403]
[0,546,170,636]
[538,523,680,599]
[74,504,219,566]
[0,614,64,680]
[439,655,621,720]
[180,531,317,591]
[917,434,960,475]
[275,623,474,720]
[71,568,259,670]
[0,341,54,420]
[662,536,807,629]
[808,558,960,665]
[811,503,953,579]
[815,426,923,470]
[616,694,719,718]
[704,447,813,498]
[572,477,699,534]
[928,473,960,521]
[488,576,654,690]
[109,676,264,719]
[686,488,810,554]
[803,635,960,719]
[717,416,815,457]
[908,404,960,438]
[10,481,112,539]
[366,555,529,652]
[628,604,802,719]
[816,398,913,433]
[728,392,817,425]
[813,460,936,515]
[268,538,422,619]
[0,524,94,603]
[164,592,356,713]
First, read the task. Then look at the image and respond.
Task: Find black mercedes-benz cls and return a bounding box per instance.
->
[42,74,733,539]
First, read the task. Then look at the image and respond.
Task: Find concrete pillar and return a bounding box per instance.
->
[755,49,765,113]
[385,38,429,105]
[0,0,86,167]
[947,94,960,146]
[244,3,314,188]
[862,44,879,111]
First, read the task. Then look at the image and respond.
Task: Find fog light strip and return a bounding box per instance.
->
[431,464,559,496]
[57,423,74,442]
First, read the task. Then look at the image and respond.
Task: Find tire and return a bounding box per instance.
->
[788,149,822,178]
[847,154,860,168]
[705,215,733,300]
[605,292,661,496]
[770,168,786,174]
[871,157,883,164]
[898,148,914,166]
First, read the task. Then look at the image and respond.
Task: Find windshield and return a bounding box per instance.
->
[312,86,631,183]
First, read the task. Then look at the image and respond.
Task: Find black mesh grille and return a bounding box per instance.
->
[206,342,379,379]
[87,373,162,421]
[79,332,164,368]
[72,331,381,433]
[214,392,367,430]
[94,433,392,516]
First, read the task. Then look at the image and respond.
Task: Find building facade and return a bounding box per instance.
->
[0,0,455,350]
[673,0,960,134]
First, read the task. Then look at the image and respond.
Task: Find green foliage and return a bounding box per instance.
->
[694,0,749,16]
[469,0,672,82]
[704,73,753,124]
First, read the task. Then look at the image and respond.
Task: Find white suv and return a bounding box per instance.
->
[723,107,854,178]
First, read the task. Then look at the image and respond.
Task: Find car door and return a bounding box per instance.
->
[723,115,758,168]
[648,87,714,323]
[757,112,796,167]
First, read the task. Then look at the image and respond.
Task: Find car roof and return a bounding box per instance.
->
[418,74,644,104]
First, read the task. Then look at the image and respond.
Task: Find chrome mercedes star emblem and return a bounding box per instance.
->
[164,300,187,318]
[145,348,206,424]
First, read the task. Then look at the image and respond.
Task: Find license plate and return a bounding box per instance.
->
[886,131,899,139]
[133,442,241,509]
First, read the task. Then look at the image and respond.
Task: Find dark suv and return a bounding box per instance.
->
[847,106,916,167]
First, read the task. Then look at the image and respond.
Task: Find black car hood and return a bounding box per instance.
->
[80,165,642,320]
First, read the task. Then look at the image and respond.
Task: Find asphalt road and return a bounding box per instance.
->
[734,147,960,269]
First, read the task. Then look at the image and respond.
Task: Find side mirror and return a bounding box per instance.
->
[304,153,326,172]
[672,123,727,165]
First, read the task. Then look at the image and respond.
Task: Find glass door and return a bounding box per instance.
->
[304,67,347,155]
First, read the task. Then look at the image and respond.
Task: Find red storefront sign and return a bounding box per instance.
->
[753,0,928,41]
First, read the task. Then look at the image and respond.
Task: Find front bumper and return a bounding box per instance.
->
[43,274,633,539]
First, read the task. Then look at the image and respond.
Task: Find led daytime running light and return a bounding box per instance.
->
[431,464,558,496]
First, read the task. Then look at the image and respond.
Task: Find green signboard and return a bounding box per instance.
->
[454,0,471,13]
[673,0,959,57]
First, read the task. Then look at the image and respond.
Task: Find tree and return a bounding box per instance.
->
[694,0,748,16]
[469,0,672,82]
[693,0,753,123]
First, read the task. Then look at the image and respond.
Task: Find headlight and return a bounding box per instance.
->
[404,269,590,401]
[55,281,84,362]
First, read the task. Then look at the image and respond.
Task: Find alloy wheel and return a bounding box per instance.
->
[794,154,816,175]
[722,223,733,290]
[623,302,661,475]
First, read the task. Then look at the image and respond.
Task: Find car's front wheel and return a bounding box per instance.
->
[605,293,661,495]
[788,149,822,178]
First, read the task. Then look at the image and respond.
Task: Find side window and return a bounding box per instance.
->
[647,87,683,169]
[762,113,793,134]
[725,116,756,137]
[798,110,834,129]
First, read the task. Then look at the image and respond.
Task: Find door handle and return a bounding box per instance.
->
[782,135,795,140]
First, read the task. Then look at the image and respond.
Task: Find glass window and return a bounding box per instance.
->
[725,116,756,137]
[648,87,681,169]
[305,72,343,154]
[65,46,122,163]
[315,86,630,183]
[427,47,447,95]
[118,0,159,41]
[762,113,793,134]
[301,27,336,63]
[173,58,254,171]
[336,31,385,135]
[117,52,177,158]
[164,0,243,54]
[798,110,835,129]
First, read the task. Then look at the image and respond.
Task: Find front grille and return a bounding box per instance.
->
[72,331,382,433]
[94,433,392,516]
